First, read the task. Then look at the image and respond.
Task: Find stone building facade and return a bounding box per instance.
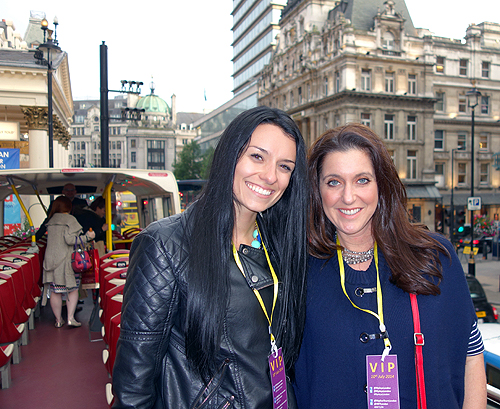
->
[69,85,203,171]
[259,0,500,232]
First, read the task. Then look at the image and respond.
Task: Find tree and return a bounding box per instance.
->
[200,147,215,179]
[173,140,203,180]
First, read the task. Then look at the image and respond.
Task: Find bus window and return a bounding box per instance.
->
[487,364,500,390]
[163,196,173,217]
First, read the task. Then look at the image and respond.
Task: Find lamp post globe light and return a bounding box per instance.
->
[34,17,62,168]
[466,86,481,276]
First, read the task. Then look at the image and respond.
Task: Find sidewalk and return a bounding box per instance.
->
[458,251,500,306]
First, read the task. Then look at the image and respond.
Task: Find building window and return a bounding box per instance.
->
[94,126,99,131]
[283,94,287,110]
[335,71,340,93]
[435,162,444,175]
[81,141,85,149]
[459,59,468,76]
[382,31,395,49]
[458,163,467,184]
[324,116,329,131]
[481,96,489,115]
[407,116,417,141]
[436,92,445,111]
[407,150,417,179]
[458,95,467,113]
[112,141,116,150]
[407,74,417,95]
[307,83,311,101]
[361,69,371,91]
[77,142,80,150]
[117,141,121,149]
[436,56,445,73]
[434,130,444,151]
[147,140,165,169]
[131,152,136,163]
[435,162,445,187]
[324,77,328,96]
[182,138,188,145]
[94,116,99,122]
[361,113,371,127]
[384,114,394,140]
[482,61,490,78]
[385,72,394,93]
[458,133,467,150]
[131,139,136,148]
[479,133,488,150]
[480,163,489,185]
[298,87,302,104]
[75,115,84,123]
[290,91,294,106]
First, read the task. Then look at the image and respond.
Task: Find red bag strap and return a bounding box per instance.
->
[410,293,426,409]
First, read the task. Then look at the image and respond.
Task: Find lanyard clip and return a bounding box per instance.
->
[270,327,278,358]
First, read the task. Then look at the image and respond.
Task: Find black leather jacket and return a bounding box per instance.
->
[112,205,297,409]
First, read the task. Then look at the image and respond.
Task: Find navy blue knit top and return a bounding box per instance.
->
[294,235,478,409]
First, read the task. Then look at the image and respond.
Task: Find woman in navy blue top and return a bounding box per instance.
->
[294,124,486,409]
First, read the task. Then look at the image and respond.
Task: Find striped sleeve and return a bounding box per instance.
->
[467,321,485,356]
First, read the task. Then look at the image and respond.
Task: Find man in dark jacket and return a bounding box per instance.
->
[35,183,88,240]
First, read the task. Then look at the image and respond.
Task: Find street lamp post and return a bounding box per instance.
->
[34,17,62,168]
[466,87,482,276]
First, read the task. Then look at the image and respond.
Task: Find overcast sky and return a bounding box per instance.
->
[3,0,499,114]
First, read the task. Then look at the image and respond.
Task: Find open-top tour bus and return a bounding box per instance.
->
[0,167,181,252]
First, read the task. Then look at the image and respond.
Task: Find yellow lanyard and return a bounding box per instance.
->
[232,223,279,356]
[337,238,392,360]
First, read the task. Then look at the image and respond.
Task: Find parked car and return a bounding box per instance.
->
[477,322,500,405]
[459,235,494,254]
[467,275,498,323]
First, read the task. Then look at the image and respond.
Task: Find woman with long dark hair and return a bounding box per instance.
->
[112,106,308,408]
[294,124,486,408]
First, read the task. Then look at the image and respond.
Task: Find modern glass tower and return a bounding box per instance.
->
[231,0,287,95]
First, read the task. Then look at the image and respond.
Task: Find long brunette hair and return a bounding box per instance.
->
[186,106,308,380]
[308,124,447,295]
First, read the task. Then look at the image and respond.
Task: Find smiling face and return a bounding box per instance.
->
[233,123,296,220]
[319,148,378,247]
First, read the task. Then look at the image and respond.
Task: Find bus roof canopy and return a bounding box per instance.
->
[0,168,179,202]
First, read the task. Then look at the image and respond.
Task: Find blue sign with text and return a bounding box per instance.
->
[0,148,20,170]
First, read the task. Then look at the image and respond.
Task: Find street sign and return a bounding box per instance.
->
[463,246,479,255]
[468,197,481,211]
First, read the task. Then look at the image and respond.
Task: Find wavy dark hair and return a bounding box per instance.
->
[90,196,105,212]
[48,195,72,218]
[308,123,448,295]
[186,106,308,380]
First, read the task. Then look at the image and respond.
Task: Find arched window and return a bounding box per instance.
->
[382,32,395,50]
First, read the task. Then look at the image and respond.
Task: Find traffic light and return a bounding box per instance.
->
[456,210,466,234]
[444,209,451,226]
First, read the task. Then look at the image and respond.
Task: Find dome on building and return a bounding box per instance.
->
[136,82,170,115]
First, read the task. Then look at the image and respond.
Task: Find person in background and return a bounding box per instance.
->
[112,106,308,408]
[42,196,95,328]
[75,196,108,257]
[36,183,88,241]
[294,124,486,409]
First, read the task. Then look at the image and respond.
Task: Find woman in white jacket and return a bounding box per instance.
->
[42,196,95,328]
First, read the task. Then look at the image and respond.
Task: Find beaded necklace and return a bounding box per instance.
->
[251,222,261,248]
[336,233,374,265]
